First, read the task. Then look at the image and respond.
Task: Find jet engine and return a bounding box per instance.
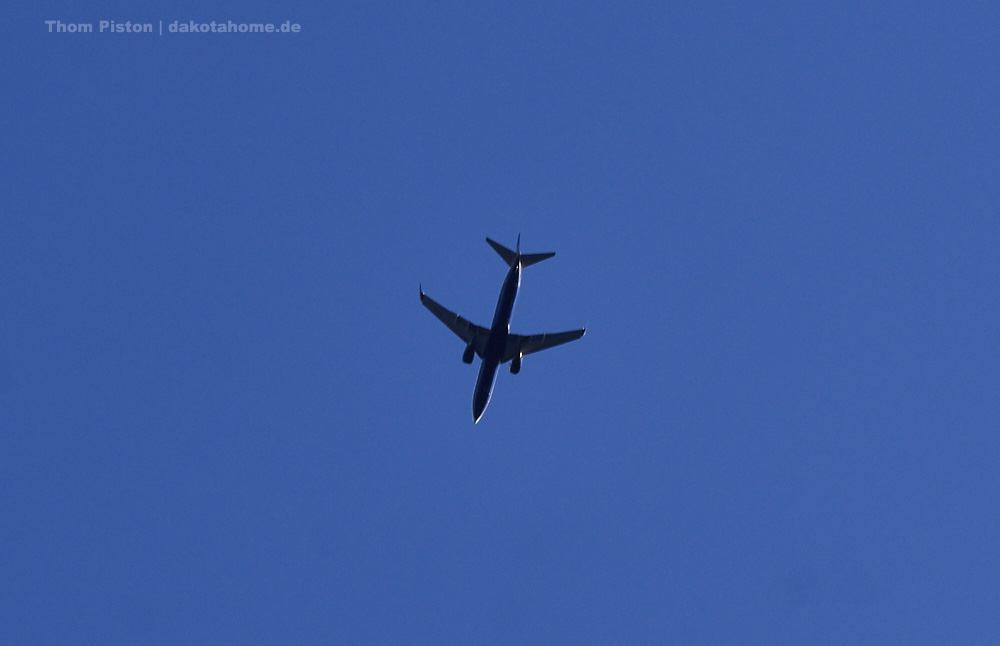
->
[462,344,475,364]
[510,354,521,374]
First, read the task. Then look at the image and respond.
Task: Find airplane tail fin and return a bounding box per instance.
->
[486,237,555,268]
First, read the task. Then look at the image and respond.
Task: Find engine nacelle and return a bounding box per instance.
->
[510,354,521,374]
[462,344,475,364]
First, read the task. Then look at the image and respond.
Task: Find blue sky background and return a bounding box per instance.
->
[3,2,998,643]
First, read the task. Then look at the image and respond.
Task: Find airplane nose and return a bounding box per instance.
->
[472,391,490,423]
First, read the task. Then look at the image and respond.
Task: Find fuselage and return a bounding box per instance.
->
[472,257,521,422]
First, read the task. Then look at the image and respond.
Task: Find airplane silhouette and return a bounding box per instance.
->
[420,236,585,423]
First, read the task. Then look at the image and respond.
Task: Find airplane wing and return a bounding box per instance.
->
[502,328,585,363]
[420,288,490,358]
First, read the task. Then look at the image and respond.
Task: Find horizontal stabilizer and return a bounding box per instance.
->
[486,237,517,266]
[486,237,555,268]
[519,252,555,267]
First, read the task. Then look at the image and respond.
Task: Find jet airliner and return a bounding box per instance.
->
[420,236,585,423]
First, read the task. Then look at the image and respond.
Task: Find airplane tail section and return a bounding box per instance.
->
[486,237,555,268]
[486,238,517,266]
[520,252,555,267]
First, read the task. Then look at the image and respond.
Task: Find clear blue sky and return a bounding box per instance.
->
[3,2,998,643]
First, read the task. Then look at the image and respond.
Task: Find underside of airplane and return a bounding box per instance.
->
[420,236,585,422]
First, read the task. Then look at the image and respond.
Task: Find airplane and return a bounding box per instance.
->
[420,236,585,423]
